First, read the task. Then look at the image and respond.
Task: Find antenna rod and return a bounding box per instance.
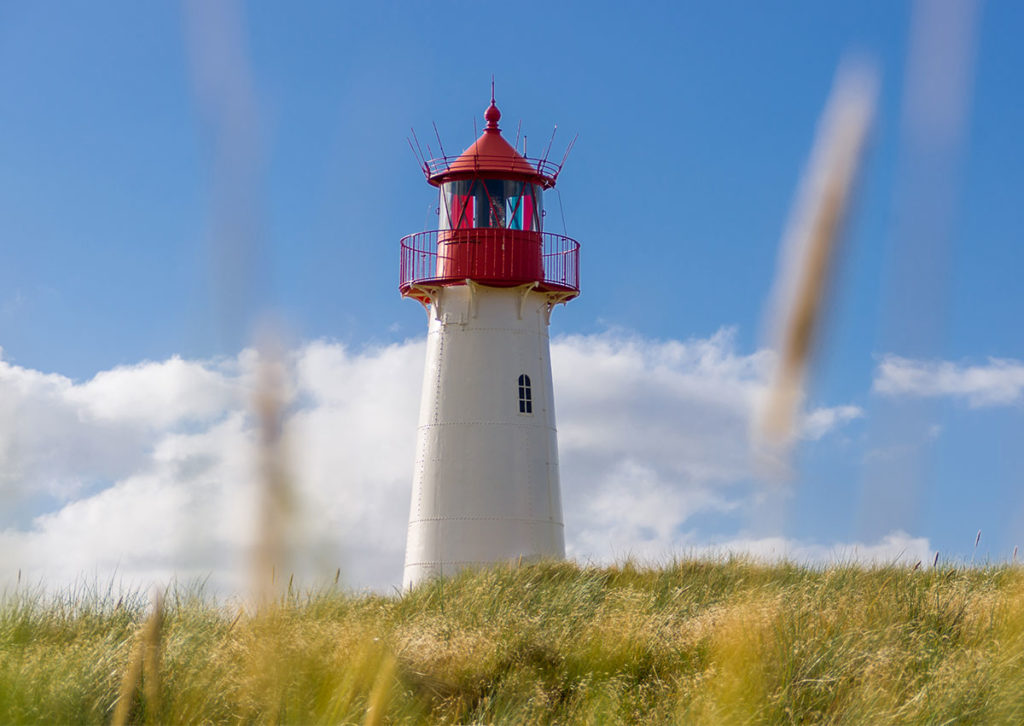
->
[541,125,558,166]
[514,119,522,151]
[410,128,429,170]
[407,137,426,173]
[554,132,579,179]
[432,121,449,161]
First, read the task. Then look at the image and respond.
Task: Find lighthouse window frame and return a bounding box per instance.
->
[439,180,543,232]
[518,374,533,414]
[480,179,507,228]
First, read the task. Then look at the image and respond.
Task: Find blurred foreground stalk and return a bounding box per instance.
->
[756,61,876,471]
[111,591,163,726]
[251,333,295,610]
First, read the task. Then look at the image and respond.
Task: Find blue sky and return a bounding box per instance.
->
[1,0,1022,591]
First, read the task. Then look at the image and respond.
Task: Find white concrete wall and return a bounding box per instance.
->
[403,282,565,588]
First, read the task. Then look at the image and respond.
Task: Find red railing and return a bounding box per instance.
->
[399,229,580,296]
[422,155,563,188]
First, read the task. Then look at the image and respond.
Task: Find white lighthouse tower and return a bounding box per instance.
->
[399,95,580,588]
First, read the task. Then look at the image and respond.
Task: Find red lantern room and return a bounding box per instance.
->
[399,95,580,306]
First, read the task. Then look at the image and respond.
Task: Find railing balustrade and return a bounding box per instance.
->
[399,230,580,295]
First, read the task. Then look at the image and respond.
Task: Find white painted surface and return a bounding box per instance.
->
[403,282,565,588]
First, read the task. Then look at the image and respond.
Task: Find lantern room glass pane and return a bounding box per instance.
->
[439,180,543,231]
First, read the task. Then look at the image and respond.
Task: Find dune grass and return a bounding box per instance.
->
[2,559,1024,724]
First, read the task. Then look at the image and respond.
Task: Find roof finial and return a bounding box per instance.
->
[485,76,501,132]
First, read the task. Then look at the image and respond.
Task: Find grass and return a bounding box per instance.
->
[2,559,1024,724]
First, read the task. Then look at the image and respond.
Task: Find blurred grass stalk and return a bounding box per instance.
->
[251,329,296,610]
[111,590,163,726]
[756,60,877,473]
[854,0,980,539]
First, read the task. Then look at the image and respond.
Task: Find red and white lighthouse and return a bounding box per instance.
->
[399,95,580,588]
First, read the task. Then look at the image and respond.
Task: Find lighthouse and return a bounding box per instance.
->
[399,94,580,588]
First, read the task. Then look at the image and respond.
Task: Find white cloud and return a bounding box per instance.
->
[0,330,866,593]
[553,329,862,561]
[874,354,1024,407]
[690,530,933,568]
[0,358,150,502]
[801,405,864,441]
[67,356,245,427]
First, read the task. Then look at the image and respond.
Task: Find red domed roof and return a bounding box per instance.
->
[426,99,557,188]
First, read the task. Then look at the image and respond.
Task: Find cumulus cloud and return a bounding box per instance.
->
[581,530,933,569]
[0,359,148,504]
[874,354,1024,407]
[67,356,246,427]
[801,405,864,441]
[689,530,933,568]
[554,329,864,561]
[0,329,870,593]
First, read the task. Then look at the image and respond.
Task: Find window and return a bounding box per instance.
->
[518,374,533,414]
[450,194,474,229]
[439,180,543,231]
[479,179,506,228]
[506,192,536,230]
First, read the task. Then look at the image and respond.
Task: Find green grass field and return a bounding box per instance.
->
[3,559,1024,724]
